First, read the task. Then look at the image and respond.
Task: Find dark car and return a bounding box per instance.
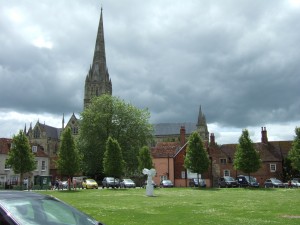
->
[264,178,285,188]
[0,191,104,225]
[160,179,174,188]
[218,176,239,188]
[189,178,206,188]
[120,179,136,188]
[102,177,120,188]
[236,175,260,187]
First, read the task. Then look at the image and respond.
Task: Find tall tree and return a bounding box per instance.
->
[77,95,153,178]
[103,137,124,179]
[234,129,261,177]
[184,131,210,188]
[288,127,300,171]
[56,127,80,189]
[138,146,154,172]
[7,130,36,186]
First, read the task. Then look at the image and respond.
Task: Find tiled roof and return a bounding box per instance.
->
[153,123,197,136]
[218,140,293,162]
[151,142,181,158]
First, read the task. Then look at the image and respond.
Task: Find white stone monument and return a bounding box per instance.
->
[142,168,156,196]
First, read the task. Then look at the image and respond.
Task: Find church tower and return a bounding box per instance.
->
[196,106,209,142]
[84,7,112,109]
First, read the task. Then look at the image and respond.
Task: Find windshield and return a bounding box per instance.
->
[272,179,282,183]
[124,179,133,182]
[1,196,98,225]
[224,177,235,181]
[244,176,256,182]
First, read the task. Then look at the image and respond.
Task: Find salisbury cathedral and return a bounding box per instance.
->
[17,7,209,179]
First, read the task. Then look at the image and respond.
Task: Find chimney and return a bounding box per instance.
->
[210,133,215,145]
[180,126,186,147]
[261,127,268,144]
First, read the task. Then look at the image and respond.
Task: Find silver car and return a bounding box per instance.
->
[0,191,104,225]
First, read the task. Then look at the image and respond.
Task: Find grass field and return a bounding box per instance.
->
[38,187,300,225]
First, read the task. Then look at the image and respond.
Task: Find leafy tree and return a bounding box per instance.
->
[138,146,154,172]
[288,127,300,171]
[184,131,210,187]
[234,129,261,177]
[103,137,124,179]
[7,130,36,186]
[56,127,80,189]
[77,95,153,178]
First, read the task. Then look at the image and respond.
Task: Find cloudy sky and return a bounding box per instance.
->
[1,0,300,144]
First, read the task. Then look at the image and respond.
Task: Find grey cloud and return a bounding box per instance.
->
[1,0,300,140]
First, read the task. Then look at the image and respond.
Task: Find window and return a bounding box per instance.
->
[270,164,276,172]
[32,146,37,153]
[220,158,227,165]
[33,128,40,138]
[35,161,38,171]
[224,170,230,176]
[181,171,185,179]
[41,161,46,171]
[5,159,10,170]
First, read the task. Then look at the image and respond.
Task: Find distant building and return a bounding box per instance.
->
[151,124,293,187]
[0,138,50,187]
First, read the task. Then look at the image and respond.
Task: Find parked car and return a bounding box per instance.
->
[120,179,136,188]
[218,176,239,188]
[102,177,120,188]
[82,178,99,189]
[264,178,285,188]
[236,175,259,187]
[189,178,206,188]
[160,179,174,188]
[142,180,157,188]
[0,191,105,225]
[291,178,300,188]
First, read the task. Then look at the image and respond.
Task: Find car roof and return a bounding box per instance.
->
[0,191,49,201]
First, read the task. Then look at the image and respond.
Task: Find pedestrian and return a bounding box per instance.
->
[55,179,59,190]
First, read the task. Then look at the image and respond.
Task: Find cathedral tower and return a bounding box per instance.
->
[84,7,112,109]
[196,106,209,142]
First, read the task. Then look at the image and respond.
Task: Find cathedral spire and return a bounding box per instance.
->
[92,6,106,70]
[84,6,112,109]
[196,105,209,142]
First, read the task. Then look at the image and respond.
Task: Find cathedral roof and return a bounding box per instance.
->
[153,122,197,136]
[38,123,62,139]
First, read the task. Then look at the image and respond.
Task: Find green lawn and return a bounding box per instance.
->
[38,187,300,225]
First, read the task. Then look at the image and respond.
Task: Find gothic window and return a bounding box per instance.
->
[73,127,78,135]
[33,128,40,138]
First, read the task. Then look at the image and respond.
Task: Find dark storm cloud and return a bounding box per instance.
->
[0,0,300,141]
